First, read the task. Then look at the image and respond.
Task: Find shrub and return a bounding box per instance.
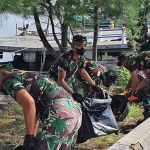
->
[115,67,131,89]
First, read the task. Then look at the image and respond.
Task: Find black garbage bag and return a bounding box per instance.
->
[111,95,130,122]
[76,89,119,144]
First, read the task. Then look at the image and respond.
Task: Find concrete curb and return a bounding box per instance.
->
[107,118,150,150]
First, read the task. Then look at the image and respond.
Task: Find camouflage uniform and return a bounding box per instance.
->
[76,61,104,97]
[48,50,86,89]
[2,71,82,150]
[124,52,150,72]
[123,51,150,115]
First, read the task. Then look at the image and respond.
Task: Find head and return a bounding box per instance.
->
[100,70,118,87]
[117,52,128,67]
[85,61,104,80]
[71,35,88,56]
[0,63,14,89]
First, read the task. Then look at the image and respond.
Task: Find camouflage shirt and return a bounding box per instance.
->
[48,50,86,81]
[126,51,150,72]
[2,71,68,112]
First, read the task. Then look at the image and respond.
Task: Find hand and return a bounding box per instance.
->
[125,91,132,99]
[13,145,23,150]
[72,93,83,103]
[23,135,36,150]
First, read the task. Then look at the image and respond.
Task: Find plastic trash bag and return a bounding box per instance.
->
[76,89,119,143]
[111,95,130,122]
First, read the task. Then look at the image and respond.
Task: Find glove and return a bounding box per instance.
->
[125,91,138,102]
[92,85,102,93]
[13,145,23,150]
[23,135,36,150]
[125,91,132,99]
[72,93,83,103]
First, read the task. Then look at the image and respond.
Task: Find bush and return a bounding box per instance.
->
[115,67,131,89]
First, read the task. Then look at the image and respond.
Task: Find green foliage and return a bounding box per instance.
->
[115,67,131,89]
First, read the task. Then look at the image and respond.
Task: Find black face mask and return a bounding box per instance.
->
[75,48,86,56]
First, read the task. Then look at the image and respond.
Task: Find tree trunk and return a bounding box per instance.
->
[33,8,59,58]
[48,10,64,53]
[92,4,99,62]
[61,23,69,51]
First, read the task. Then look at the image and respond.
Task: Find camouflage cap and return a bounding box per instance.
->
[0,63,14,72]
[71,34,92,45]
[117,51,128,66]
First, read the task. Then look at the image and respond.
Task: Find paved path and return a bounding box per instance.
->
[108,118,150,150]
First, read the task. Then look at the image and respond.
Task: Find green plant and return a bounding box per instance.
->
[115,67,131,89]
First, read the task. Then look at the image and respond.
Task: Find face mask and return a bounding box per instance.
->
[75,48,86,56]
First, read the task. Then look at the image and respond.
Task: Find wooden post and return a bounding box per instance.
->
[122,27,126,44]
[98,28,102,42]
[16,24,17,36]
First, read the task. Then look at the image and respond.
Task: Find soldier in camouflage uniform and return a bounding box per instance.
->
[117,51,150,120]
[0,63,82,150]
[48,35,96,102]
[75,60,118,97]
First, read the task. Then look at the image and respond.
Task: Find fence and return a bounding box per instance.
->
[70,27,126,44]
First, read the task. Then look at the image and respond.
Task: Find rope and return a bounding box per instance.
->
[13,43,42,53]
[14,69,48,74]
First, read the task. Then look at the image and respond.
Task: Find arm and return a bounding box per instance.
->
[136,79,147,91]
[131,70,139,93]
[15,89,37,135]
[58,70,74,94]
[136,69,149,91]
[78,68,95,85]
[34,119,39,136]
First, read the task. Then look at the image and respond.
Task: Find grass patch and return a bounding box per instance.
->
[0,103,25,150]
[127,103,143,118]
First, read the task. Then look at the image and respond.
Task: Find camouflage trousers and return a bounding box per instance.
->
[78,82,90,97]
[142,79,150,115]
[35,97,82,150]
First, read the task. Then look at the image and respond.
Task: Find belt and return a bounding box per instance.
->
[46,97,74,105]
[36,96,76,114]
